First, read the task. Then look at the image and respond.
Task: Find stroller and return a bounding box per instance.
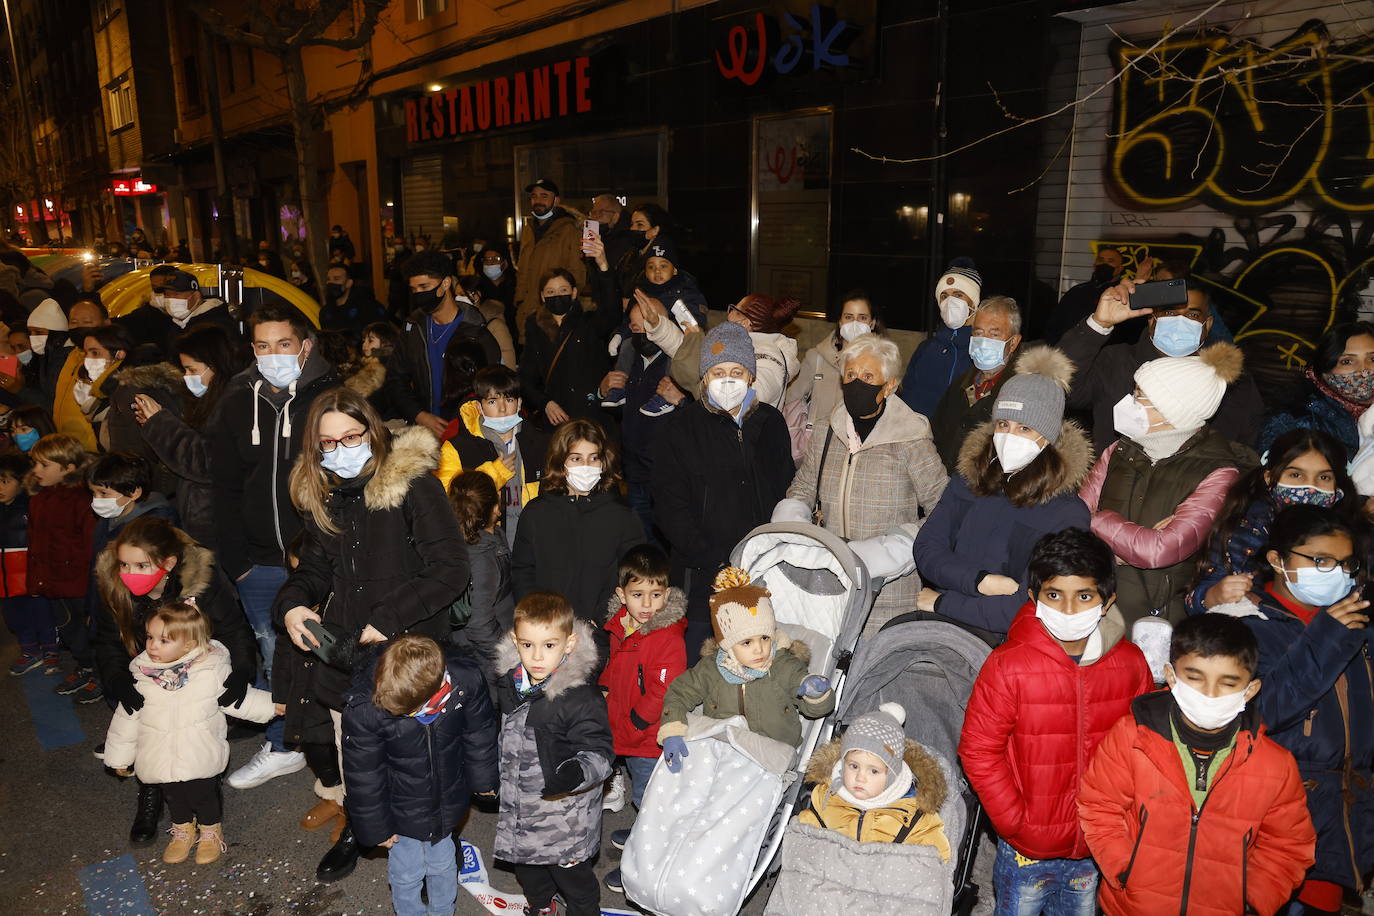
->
[620,522,875,916]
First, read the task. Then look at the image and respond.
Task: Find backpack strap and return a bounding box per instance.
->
[891,809,924,844]
[811,427,834,525]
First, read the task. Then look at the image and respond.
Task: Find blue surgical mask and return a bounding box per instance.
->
[184,374,208,398]
[321,440,373,479]
[482,264,504,280]
[1279,562,1354,608]
[1151,315,1204,358]
[13,429,38,451]
[482,413,522,433]
[257,352,303,388]
[969,336,1007,372]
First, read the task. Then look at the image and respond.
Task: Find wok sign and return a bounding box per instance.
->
[714,2,858,86]
[405,57,593,144]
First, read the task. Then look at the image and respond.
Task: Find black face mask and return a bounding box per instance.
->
[1091,263,1116,285]
[632,333,660,359]
[842,378,884,420]
[544,294,574,316]
[628,229,647,246]
[411,281,446,315]
[325,282,345,301]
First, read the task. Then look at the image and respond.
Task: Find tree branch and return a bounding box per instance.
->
[185,0,274,53]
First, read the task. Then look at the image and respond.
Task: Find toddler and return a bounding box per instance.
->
[104,602,274,864]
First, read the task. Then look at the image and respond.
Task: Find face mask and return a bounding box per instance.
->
[628,229,648,246]
[708,377,748,411]
[632,333,661,359]
[565,464,602,493]
[84,357,109,379]
[1277,561,1353,607]
[1152,315,1204,358]
[28,335,46,355]
[482,413,522,433]
[321,440,373,479]
[257,352,303,388]
[325,283,345,300]
[1091,263,1117,284]
[411,283,446,315]
[149,293,166,312]
[1167,667,1251,730]
[842,378,883,419]
[483,264,504,280]
[290,271,306,284]
[1035,600,1103,642]
[184,374,208,398]
[939,298,971,330]
[839,320,870,342]
[16,349,31,366]
[532,208,554,221]
[471,243,484,253]
[968,336,1007,372]
[544,294,573,316]
[13,428,38,451]
[1324,369,1374,404]
[165,296,192,320]
[993,432,1045,473]
[1273,482,1342,508]
[91,496,126,519]
[120,566,168,597]
[1112,393,1153,439]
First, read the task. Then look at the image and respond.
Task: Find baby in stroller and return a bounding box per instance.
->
[798,702,950,859]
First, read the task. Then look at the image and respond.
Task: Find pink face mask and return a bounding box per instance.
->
[120,566,168,596]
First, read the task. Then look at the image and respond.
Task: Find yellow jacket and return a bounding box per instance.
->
[797,737,952,860]
[435,401,541,509]
[53,347,121,452]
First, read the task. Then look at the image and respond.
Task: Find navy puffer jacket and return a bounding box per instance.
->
[341,647,500,847]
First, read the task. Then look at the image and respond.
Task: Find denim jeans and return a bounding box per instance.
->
[388,835,457,916]
[625,755,658,810]
[992,839,1098,916]
[236,564,289,752]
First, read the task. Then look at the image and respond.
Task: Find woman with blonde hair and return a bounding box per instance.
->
[273,386,468,883]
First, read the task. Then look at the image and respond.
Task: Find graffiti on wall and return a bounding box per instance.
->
[1103,19,1374,390]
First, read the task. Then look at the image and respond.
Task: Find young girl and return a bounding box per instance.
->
[449,469,513,694]
[27,434,97,699]
[511,418,643,636]
[1210,505,1373,911]
[1190,428,1355,613]
[342,320,400,419]
[9,403,56,453]
[104,602,274,865]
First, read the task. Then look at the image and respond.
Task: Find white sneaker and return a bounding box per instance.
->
[226,742,306,789]
[602,770,626,812]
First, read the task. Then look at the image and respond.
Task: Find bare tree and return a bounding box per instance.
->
[186,0,388,290]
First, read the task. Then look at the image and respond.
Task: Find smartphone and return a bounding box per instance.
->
[1128,278,1189,311]
[581,219,599,255]
[302,619,337,662]
[670,299,699,328]
[0,355,18,378]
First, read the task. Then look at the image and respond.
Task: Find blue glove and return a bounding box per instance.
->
[662,736,689,774]
[797,674,832,699]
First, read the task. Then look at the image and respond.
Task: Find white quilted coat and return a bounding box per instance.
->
[103,640,274,785]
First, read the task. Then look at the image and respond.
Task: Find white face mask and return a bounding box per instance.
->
[84,357,109,379]
[257,352,303,388]
[707,377,748,411]
[1112,393,1153,439]
[993,432,1044,473]
[565,464,603,493]
[1035,600,1103,642]
[1167,665,1251,730]
[91,496,126,519]
[320,440,373,479]
[17,349,32,365]
[838,320,870,342]
[939,297,972,330]
[28,334,47,355]
[165,296,192,320]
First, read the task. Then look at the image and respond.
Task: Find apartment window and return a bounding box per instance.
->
[108,80,134,131]
[416,0,447,19]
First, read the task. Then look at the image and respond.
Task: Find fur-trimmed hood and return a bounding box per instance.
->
[603,587,688,636]
[343,355,387,398]
[95,533,215,600]
[955,419,1093,501]
[699,630,811,666]
[362,425,440,511]
[805,734,949,814]
[113,361,184,393]
[494,617,601,701]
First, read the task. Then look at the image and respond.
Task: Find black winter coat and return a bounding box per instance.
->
[321,287,388,339]
[105,363,187,499]
[519,266,621,425]
[651,397,794,572]
[618,350,672,484]
[511,489,644,625]
[452,529,513,696]
[386,305,502,421]
[272,427,470,709]
[271,632,335,747]
[138,392,225,551]
[341,646,499,847]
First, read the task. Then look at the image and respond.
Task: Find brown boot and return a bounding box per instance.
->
[300,798,343,831]
[162,822,196,864]
[195,823,225,865]
[329,810,347,845]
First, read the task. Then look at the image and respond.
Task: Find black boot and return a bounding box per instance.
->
[315,823,359,882]
[129,781,163,847]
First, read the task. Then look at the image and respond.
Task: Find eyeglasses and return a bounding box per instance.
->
[1289,550,1361,575]
[319,431,368,453]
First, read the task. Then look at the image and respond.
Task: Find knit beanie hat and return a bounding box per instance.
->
[732,293,801,335]
[708,567,775,653]
[840,702,908,789]
[992,346,1074,445]
[28,298,68,332]
[699,319,756,378]
[1134,342,1243,432]
[645,235,680,268]
[935,258,982,306]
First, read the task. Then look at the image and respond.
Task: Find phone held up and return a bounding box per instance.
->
[1127,278,1189,311]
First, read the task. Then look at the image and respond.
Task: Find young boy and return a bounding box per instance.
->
[341,634,499,916]
[959,527,1152,914]
[1078,615,1315,915]
[88,451,178,556]
[494,592,614,916]
[597,545,688,892]
[0,451,56,675]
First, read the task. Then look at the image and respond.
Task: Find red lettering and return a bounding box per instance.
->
[494,76,510,127]
[512,71,531,124]
[575,56,592,113]
[445,88,459,131]
[419,99,432,140]
[553,60,571,116]
[532,66,551,120]
[475,81,491,130]
[405,99,419,143]
[459,85,475,133]
[715,13,767,86]
[430,94,446,139]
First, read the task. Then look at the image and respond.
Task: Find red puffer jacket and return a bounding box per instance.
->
[28,480,95,599]
[1079,691,1315,916]
[959,601,1152,860]
[598,588,688,758]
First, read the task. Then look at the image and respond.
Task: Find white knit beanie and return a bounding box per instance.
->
[28,298,68,332]
[1134,343,1243,432]
[935,268,981,308]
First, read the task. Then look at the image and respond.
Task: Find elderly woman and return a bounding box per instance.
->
[652,319,794,656]
[774,334,948,634]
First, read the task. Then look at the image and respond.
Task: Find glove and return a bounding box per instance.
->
[797,674,832,699]
[118,686,144,716]
[662,736,689,774]
[541,759,585,798]
[218,666,252,708]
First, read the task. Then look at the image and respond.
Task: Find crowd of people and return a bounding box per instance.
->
[0,184,1371,916]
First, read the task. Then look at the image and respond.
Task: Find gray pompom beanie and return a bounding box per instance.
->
[840,702,907,788]
[991,346,1075,445]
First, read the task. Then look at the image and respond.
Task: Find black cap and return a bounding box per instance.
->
[646,235,680,267]
[161,269,199,292]
[524,178,560,196]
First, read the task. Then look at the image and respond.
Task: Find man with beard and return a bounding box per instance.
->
[1043,247,1125,345]
[513,179,587,344]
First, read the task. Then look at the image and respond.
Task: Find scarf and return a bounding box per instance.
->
[716,644,776,685]
[513,660,563,698]
[411,671,453,724]
[1306,368,1371,418]
[1132,426,1198,463]
[137,649,202,691]
[829,758,918,810]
